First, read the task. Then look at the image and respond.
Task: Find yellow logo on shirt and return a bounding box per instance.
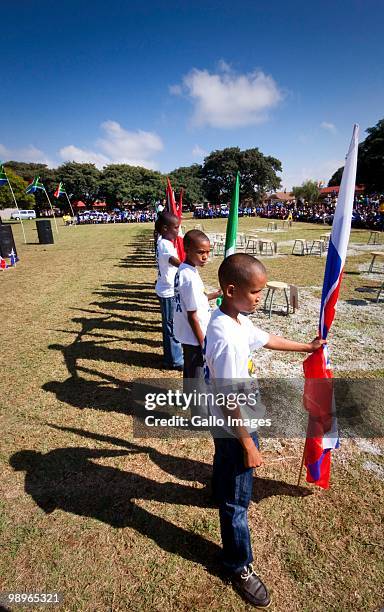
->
[248,356,255,376]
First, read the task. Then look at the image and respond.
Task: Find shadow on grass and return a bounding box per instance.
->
[42,247,166,413]
[9,447,222,575]
[48,426,312,504]
[344,284,382,305]
[10,431,311,576]
[90,300,160,313]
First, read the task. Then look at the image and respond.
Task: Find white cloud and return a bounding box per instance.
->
[192,144,208,158]
[59,145,109,168]
[0,143,54,166]
[59,121,164,169]
[320,121,337,133]
[172,65,283,128]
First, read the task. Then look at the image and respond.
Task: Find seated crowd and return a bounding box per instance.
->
[76,210,157,224]
[193,194,384,229]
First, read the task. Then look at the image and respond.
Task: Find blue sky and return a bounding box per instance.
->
[1,0,383,188]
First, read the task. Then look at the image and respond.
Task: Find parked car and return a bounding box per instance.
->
[11,210,36,220]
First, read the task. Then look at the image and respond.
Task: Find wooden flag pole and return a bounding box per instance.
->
[297,439,307,486]
[6,175,27,244]
[64,192,76,227]
[44,189,59,234]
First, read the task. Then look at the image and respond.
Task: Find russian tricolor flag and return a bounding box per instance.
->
[303,124,359,489]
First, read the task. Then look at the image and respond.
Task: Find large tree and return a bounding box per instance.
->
[0,167,35,209]
[329,118,384,191]
[202,147,281,204]
[99,165,164,206]
[168,164,204,205]
[55,162,101,204]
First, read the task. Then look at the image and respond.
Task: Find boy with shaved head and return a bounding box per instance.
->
[204,253,324,608]
[174,229,221,379]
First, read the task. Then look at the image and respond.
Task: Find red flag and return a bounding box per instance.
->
[166,177,185,261]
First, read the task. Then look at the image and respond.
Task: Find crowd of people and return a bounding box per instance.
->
[193,204,258,220]
[193,194,384,229]
[75,209,157,224]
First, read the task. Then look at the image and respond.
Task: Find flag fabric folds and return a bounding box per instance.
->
[54,182,66,198]
[0,255,8,269]
[26,176,44,194]
[224,171,240,257]
[303,124,359,489]
[0,164,8,187]
[166,177,185,261]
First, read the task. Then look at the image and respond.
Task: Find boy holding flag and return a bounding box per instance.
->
[204,253,323,607]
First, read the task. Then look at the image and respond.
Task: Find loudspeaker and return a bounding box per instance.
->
[0,224,17,258]
[36,219,54,244]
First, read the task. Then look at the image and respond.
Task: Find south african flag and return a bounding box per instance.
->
[26,176,44,194]
[54,182,66,198]
[0,164,7,187]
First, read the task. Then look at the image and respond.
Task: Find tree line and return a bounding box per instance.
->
[0,146,282,211]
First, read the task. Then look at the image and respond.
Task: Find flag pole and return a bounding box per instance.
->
[44,189,59,234]
[297,440,306,486]
[6,175,27,244]
[64,192,76,227]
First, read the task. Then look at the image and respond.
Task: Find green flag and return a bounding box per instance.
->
[216,172,240,306]
[224,171,240,257]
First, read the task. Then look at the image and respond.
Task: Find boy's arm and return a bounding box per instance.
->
[211,343,262,468]
[220,401,263,468]
[206,289,222,301]
[265,334,325,352]
[169,256,181,267]
[187,311,204,346]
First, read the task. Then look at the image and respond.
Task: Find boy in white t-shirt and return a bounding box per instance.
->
[204,253,324,608]
[174,230,221,379]
[155,212,183,370]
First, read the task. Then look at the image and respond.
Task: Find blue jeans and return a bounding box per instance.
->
[212,432,259,573]
[158,296,183,368]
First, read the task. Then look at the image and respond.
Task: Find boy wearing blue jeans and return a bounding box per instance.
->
[204,253,324,608]
[155,212,183,370]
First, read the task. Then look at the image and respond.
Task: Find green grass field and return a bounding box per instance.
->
[0,217,383,611]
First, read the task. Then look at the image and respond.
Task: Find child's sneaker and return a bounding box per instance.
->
[231,564,271,608]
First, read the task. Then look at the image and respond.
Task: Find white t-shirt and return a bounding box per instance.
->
[173,263,211,346]
[204,308,269,379]
[203,308,269,433]
[155,238,178,298]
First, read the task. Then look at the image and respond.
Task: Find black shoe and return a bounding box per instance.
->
[162,364,183,371]
[231,564,271,608]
